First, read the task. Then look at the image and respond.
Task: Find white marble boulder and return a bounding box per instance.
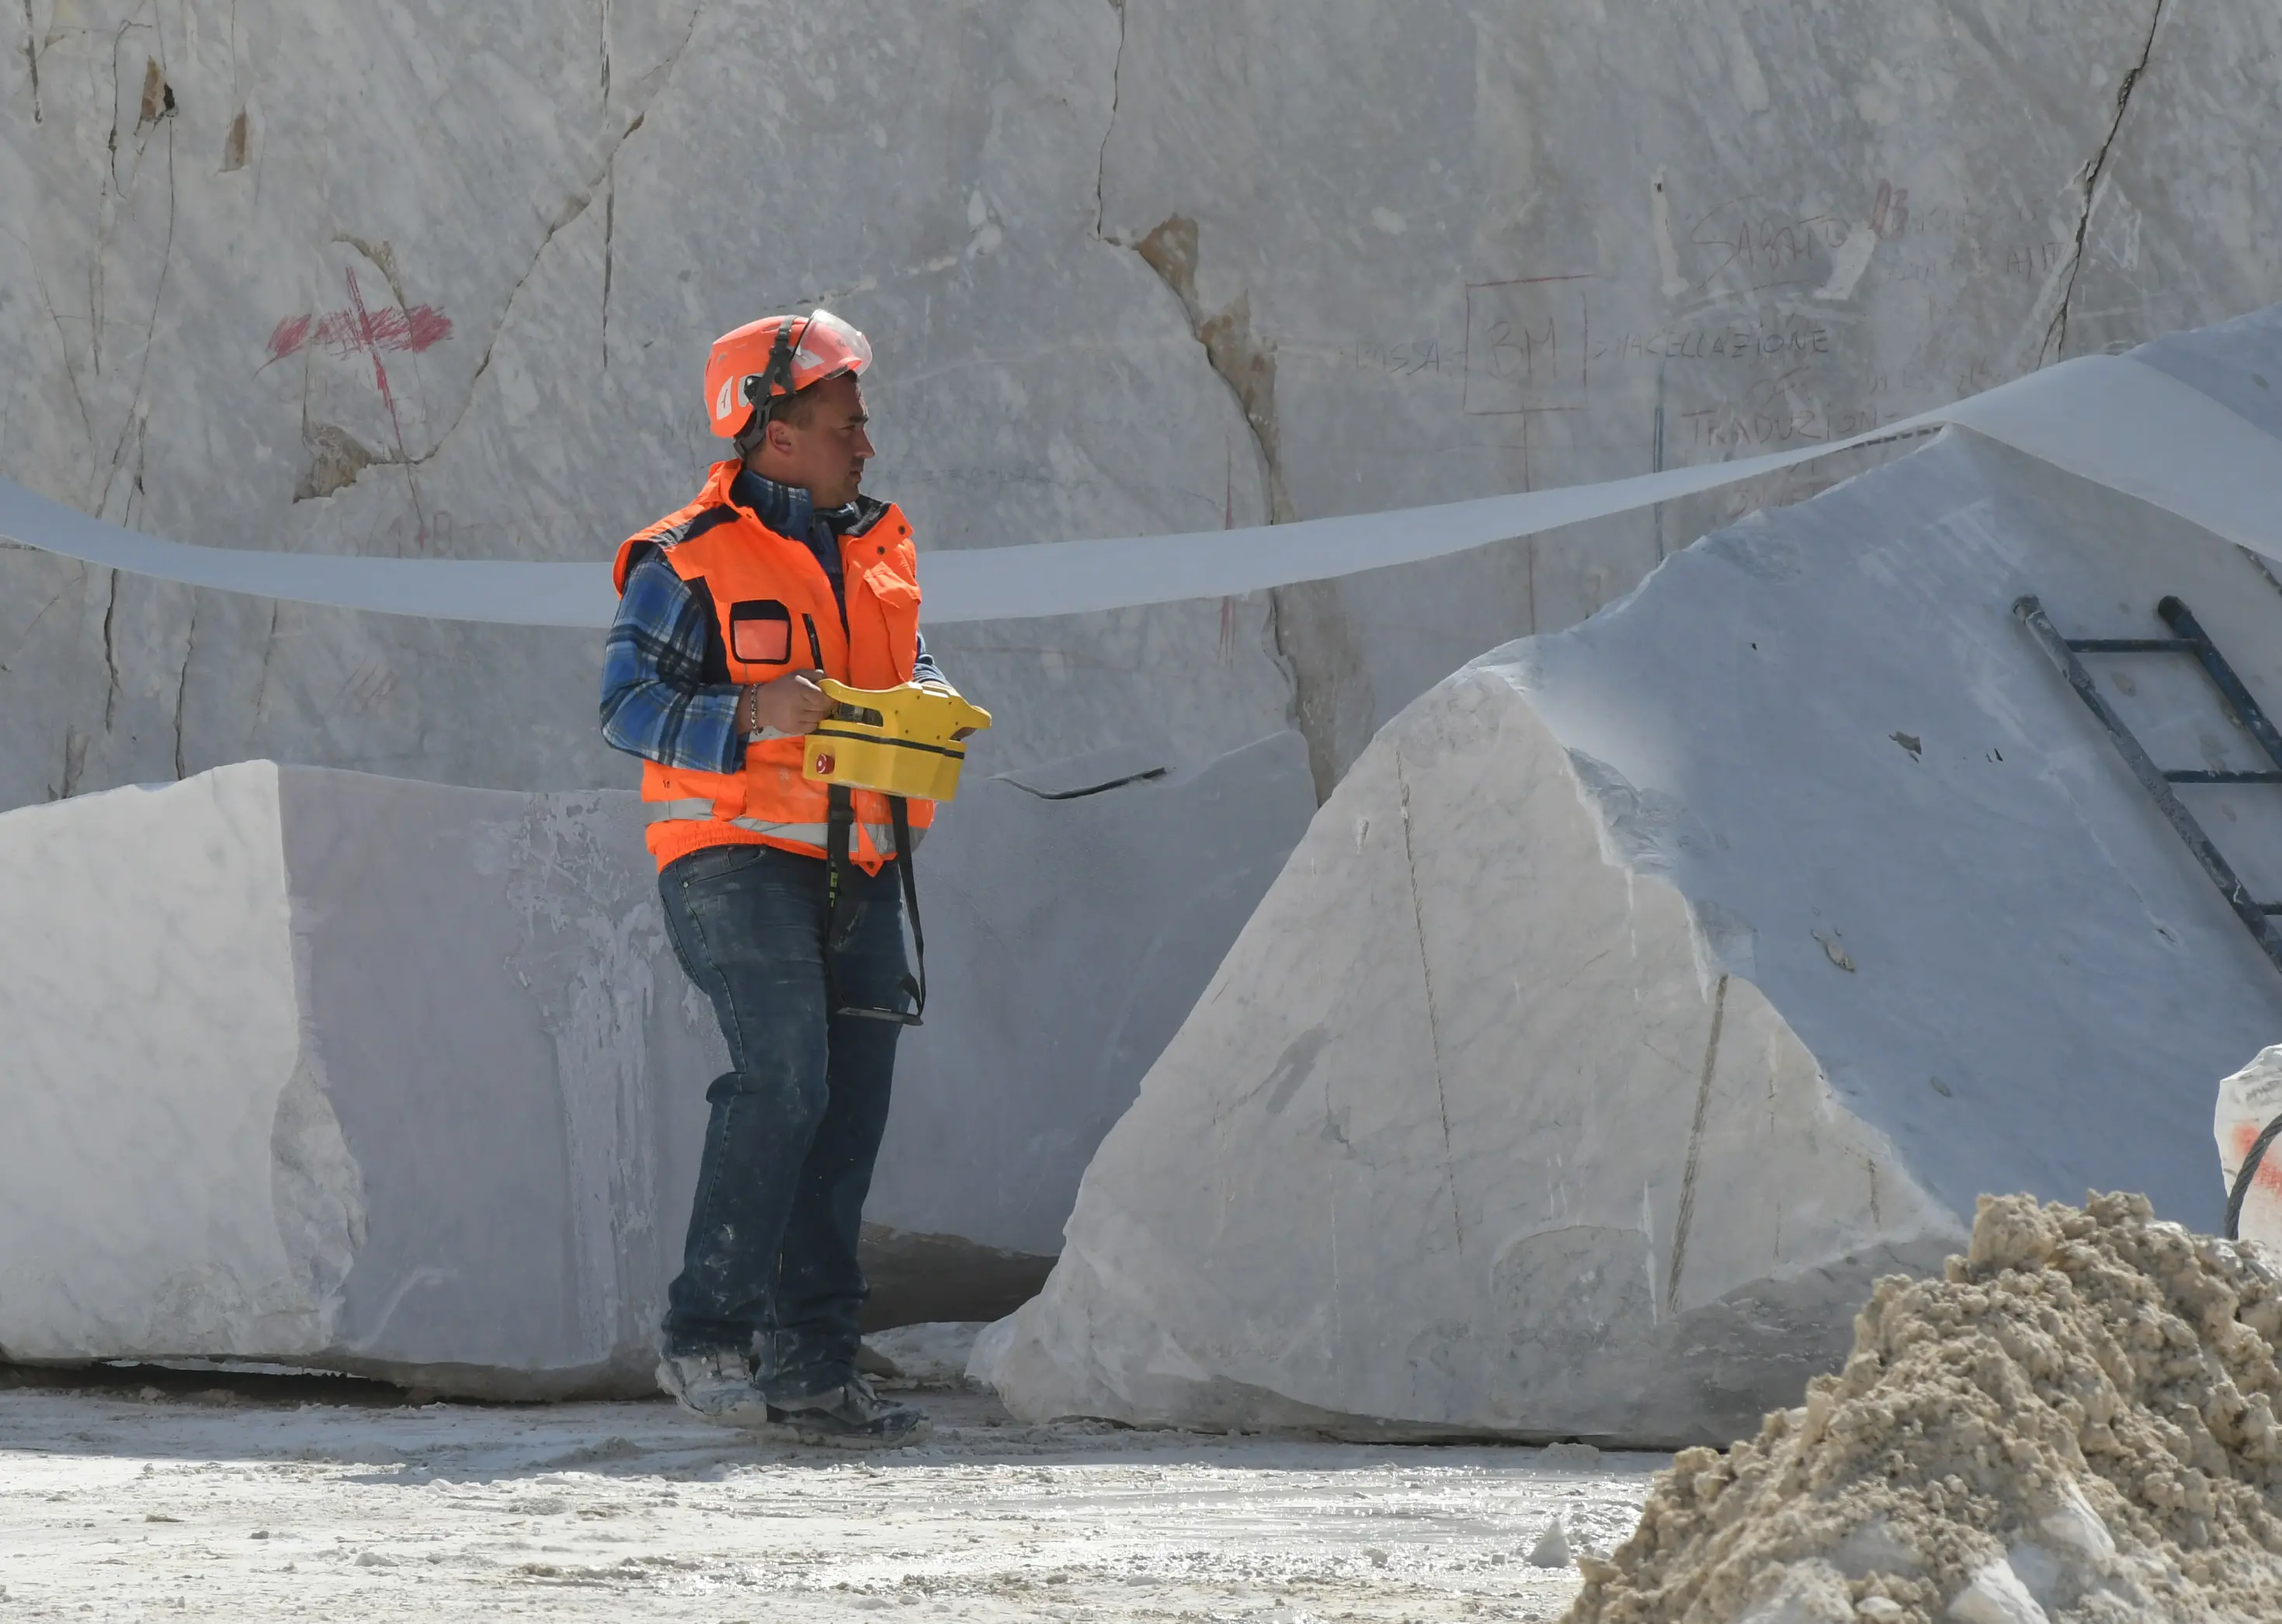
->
[0,740,1310,1395]
[979,387,2282,1444]
[0,762,719,1397]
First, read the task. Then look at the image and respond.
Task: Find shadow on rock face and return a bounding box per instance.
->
[858,1224,1057,1332]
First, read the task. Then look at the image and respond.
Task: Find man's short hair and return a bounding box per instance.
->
[736,377,831,454]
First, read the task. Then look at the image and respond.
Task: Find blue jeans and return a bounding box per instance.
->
[657,841,909,1398]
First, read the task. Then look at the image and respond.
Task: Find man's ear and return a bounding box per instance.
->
[766,415,800,456]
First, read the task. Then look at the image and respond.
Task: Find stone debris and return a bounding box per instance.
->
[1530,1518,1574,1569]
[860,1323,992,1388]
[1567,1193,2282,1624]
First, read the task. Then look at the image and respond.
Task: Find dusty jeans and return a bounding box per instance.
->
[657,841,909,1399]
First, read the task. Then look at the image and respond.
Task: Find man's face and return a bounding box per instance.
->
[761,373,874,508]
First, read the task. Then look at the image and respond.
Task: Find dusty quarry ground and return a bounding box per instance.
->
[0,1367,1664,1622]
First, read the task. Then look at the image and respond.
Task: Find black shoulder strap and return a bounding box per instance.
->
[661,504,740,550]
[825,785,859,952]
[888,796,926,1022]
[823,788,926,1027]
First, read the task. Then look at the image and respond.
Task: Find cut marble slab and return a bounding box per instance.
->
[0,739,1309,1395]
[978,358,2282,1445]
[0,763,716,1397]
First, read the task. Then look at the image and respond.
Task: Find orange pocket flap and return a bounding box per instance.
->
[863,564,921,609]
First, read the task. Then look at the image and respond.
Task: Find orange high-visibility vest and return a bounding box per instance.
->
[613,460,935,873]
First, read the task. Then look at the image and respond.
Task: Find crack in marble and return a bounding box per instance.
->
[2047,0,2166,362]
[1395,745,1464,1258]
[171,593,196,779]
[601,182,615,371]
[99,568,119,731]
[18,0,39,123]
[250,600,280,725]
[1092,0,1123,241]
[1665,973,1730,1315]
[1118,210,1349,798]
[420,1,705,469]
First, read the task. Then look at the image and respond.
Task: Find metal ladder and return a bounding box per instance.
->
[2014,593,2282,978]
[2016,592,2282,1240]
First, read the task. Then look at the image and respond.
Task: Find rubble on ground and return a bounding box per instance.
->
[1568,1193,2282,1624]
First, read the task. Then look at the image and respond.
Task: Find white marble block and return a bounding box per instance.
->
[0,741,1311,1394]
[979,331,2282,1445]
[0,763,719,1395]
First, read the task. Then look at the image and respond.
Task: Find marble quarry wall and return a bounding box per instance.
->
[975,312,2282,1445]
[0,750,1304,1394]
[0,1,2277,809]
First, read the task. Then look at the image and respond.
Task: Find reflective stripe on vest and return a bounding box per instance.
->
[644,800,912,856]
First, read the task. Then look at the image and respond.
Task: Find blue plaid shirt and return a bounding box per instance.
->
[599,470,945,775]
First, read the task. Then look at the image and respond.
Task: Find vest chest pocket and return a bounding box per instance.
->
[729,599,794,665]
[860,564,922,682]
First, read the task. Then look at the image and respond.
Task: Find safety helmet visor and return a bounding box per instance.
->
[785,309,872,389]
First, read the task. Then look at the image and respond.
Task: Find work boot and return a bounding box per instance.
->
[656,1350,772,1427]
[765,1372,931,1449]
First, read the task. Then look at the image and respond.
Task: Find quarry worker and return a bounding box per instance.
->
[598,309,954,1447]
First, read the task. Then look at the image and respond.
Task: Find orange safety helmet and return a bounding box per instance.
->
[703,308,874,438]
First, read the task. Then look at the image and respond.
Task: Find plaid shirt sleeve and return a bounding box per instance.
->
[910,629,947,689]
[598,551,745,776]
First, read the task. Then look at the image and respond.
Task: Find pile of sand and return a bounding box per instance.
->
[1568,1192,2282,1623]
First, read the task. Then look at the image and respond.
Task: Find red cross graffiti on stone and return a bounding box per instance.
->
[266,293,453,365]
[264,269,449,546]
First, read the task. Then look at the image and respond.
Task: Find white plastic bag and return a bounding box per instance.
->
[2214,1045,2282,1245]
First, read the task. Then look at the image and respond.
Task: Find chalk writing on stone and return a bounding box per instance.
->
[1595,322,1832,364]
[1687,200,1851,287]
[1349,340,1447,377]
[1683,395,1901,451]
[1464,276,1593,416]
[1870,181,1909,240]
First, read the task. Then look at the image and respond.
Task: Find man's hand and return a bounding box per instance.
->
[744,669,835,737]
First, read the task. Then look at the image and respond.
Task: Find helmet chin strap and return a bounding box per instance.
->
[738,315,814,451]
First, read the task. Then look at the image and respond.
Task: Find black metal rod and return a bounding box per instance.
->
[2016,595,2282,978]
[2068,638,2195,654]
[2166,771,2282,784]
[2159,596,2282,774]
